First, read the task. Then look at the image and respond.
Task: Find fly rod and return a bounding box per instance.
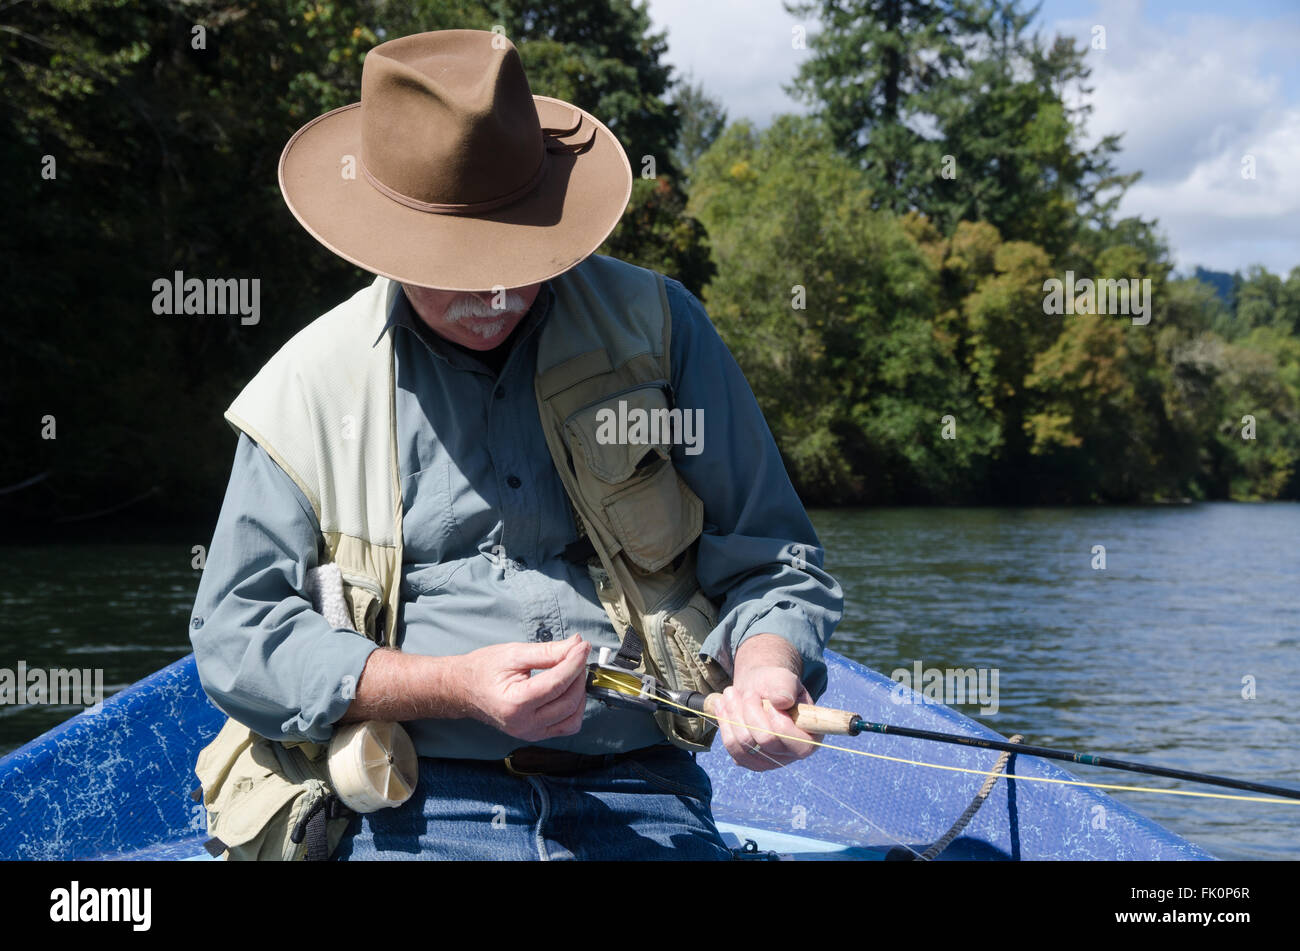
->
[586,662,1300,802]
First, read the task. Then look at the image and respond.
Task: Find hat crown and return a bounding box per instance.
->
[360,30,543,207]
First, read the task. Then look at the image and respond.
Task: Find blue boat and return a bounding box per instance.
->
[0,649,1211,860]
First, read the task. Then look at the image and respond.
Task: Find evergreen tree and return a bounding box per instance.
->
[672,78,727,180]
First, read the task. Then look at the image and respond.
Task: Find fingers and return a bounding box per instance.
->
[492,636,589,741]
[716,686,774,772]
[751,694,817,759]
[504,635,586,673]
[714,679,821,773]
[744,691,799,771]
[509,636,588,706]
[744,665,798,709]
[533,663,588,733]
[537,692,587,740]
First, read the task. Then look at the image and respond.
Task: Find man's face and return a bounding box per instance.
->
[401,283,542,350]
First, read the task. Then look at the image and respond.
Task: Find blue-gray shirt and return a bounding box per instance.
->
[189,274,843,759]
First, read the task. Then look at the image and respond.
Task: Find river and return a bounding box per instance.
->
[1,502,1296,859]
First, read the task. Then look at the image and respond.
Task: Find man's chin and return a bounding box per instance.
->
[446,316,516,348]
[466,321,508,343]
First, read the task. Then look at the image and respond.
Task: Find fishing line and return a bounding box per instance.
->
[591,671,923,852]
[613,676,1300,806]
[746,740,927,859]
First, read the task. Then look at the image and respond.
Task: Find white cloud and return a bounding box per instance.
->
[645,0,1300,274]
[1122,108,1300,277]
[1031,4,1300,274]
[643,0,810,125]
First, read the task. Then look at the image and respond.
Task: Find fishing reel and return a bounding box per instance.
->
[585,647,663,713]
[585,648,715,722]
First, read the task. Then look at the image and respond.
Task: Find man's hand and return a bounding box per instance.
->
[456,635,589,742]
[340,636,590,744]
[712,633,820,772]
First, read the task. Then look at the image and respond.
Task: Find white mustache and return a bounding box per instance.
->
[442,293,529,323]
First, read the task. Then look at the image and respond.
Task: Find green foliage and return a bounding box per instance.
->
[0,0,704,532]
[788,0,1141,259]
[3,0,1297,530]
[785,0,981,177]
[690,118,997,502]
[600,176,714,297]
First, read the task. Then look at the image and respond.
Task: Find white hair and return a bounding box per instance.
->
[441,291,529,337]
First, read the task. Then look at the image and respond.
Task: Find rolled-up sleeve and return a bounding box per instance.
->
[188,432,379,742]
[664,279,843,700]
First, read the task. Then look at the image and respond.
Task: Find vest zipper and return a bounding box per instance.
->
[339,572,383,598]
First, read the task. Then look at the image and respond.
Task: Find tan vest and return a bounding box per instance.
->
[198,256,731,858]
[224,253,728,741]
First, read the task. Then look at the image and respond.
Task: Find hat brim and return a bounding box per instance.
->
[278,96,633,291]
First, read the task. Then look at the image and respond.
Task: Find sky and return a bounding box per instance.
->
[642,0,1300,277]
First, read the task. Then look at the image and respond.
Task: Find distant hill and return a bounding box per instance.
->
[1193,266,1234,306]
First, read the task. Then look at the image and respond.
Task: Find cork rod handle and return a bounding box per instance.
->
[701,694,858,736]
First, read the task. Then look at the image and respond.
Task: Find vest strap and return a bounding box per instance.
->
[612,625,644,670]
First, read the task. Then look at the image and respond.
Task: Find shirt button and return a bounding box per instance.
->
[535,626,552,642]
[493,385,505,400]
[506,475,522,489]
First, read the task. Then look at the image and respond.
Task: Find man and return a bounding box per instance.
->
[190,29,842,860]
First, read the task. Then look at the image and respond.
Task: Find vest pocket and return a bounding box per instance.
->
[341,579,382,643]
[196,719,352,861]
[564,382,674,482]
[662,589,731,695]
[603,459,702,572]
[563,383,703,573]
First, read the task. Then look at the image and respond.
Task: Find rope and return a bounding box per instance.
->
[916,734,1023,861]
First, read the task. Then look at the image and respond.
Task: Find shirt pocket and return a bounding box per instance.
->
[562,382,703,573]
[402,559,467,597]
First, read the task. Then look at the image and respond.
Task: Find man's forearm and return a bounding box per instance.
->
[339,648,469,723]
[734,633,803,680]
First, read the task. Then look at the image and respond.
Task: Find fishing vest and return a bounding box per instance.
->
[223,254,729,749]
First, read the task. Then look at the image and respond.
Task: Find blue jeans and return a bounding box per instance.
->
[333,744,733,860]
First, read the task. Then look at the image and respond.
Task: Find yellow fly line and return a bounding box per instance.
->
[589,670,1300,806]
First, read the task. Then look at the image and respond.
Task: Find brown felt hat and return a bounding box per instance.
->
[278,30,633,291]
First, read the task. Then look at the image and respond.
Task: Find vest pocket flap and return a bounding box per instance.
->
[200,733,311,851]
[563,384,674,484]
[209,773,307,852]
[603,460,703,572]
[198,721,343,859]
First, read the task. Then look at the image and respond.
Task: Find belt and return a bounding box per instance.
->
[502,745,662,777]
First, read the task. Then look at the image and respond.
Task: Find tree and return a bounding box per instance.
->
[0,4,467,529]
[671,77,727,180]
[787,0,1140,257]
[690,117,997,503]
[785,0,984,210]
